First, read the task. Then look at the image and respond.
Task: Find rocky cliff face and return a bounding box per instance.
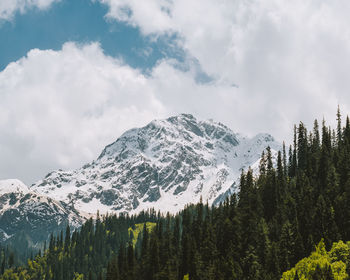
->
[31,114,280,215]
[0,179,84,246]
[0,114,280,246]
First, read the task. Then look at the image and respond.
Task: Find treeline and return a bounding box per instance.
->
[3,108,350,279]
[0,246,21,275]
[0,211,159,280]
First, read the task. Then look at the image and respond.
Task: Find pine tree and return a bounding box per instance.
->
[106,256,119,280]
[64,225,71,253]
[337,106,342,145]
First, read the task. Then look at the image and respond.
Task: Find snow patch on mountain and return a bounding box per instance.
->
[32,114,281,216]
[0,179,85,244]
[0,179,29,196]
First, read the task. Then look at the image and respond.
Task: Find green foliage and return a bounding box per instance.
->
[128,222,156,247]
[0,210,158,280]
[73,272,84,280]
[281,240,348,279]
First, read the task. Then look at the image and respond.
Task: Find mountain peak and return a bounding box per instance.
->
[0,179,29,195]
[165,113,197,125]
[32,114,280,216]
[98,114,240,160]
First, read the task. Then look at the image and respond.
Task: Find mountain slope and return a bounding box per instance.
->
[0,179,84,246]
[32,114,280,215]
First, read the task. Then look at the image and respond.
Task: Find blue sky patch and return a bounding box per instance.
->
[0,0,185,71]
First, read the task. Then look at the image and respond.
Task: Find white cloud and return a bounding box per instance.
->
[0,0,58,21]
[3,0,350,183]
[0,41,339,184]
[99,0,350,134]
[0,42,166,183]
[99,0,174,34]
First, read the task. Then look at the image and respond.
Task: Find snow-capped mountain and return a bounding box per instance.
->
[31,114,281,215]
[0,179,84,245]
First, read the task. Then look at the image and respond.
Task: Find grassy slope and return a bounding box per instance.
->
[128,222,156,247]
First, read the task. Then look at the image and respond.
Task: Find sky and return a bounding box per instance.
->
[1,0,350,184]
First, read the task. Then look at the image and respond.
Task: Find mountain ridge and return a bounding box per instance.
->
[31,113,281,215]
[0,114,280,244]
[0,179,84,245]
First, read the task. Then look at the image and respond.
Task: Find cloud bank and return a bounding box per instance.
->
[0,43,166,183]
[2,0,350,183]
[0,0,58,21]
[0,39,342,184]
[100,0,350,120]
